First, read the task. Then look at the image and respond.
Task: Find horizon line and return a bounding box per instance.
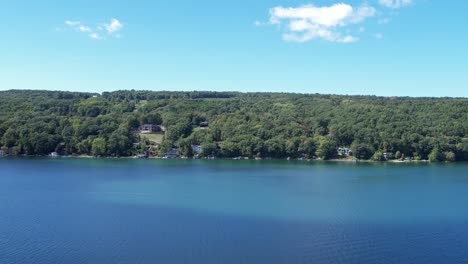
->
[1,88,467,100]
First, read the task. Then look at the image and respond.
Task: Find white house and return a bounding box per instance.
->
[383,152,392,160]
[191,145,203,154]
[337,147,353,157]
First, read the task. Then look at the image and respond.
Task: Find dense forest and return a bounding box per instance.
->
[0,90,467,162]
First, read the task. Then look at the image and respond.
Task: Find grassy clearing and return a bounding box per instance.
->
[138,133,164,144]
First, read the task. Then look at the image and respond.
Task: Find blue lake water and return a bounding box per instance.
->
[1,158,468,263]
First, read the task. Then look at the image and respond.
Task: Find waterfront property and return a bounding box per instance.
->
[163,149,179,159]
[383,152,392,160]
[337,147,353,157]
[140,124,163,134]
[192,145,203,154]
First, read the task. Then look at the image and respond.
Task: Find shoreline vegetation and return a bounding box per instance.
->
[0,154,439,163]
[0,90,466,163]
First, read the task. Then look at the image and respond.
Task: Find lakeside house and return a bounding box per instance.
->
[140,124,162,134]
[163,149,179,159]
[383,152,392,160]
[337,147,353,157]
[138,150,154,159]
[191,145,203,154]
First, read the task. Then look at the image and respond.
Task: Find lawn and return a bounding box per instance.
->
[138,133,164,144]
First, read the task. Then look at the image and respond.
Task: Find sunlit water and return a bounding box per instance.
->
[1,158,468,263]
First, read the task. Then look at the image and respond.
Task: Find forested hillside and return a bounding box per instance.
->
[0,90,467,161]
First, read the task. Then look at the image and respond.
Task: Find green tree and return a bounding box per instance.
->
[429,148,444,162]
[445,151,456,162]
[352,143,372,160]
[126,116,140,130]
[2,128,17,148]
[372,151,385,161]
[107,128,133,156]
[316,137,336,160]
[201,142,218,157]
[221,141,241,157]
[300,138,317,158]
[178,138,193,157]
[395,151,402,160]
[143,112,162,125]
[91,138,107,156]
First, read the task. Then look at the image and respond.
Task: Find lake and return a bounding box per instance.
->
[1,158,468,263]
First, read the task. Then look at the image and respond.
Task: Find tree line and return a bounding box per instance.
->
[0,90,467,162]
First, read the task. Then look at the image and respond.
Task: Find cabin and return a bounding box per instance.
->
[337,147,353,157]
[140,124,162,134]
[138,150,152,159]
[191,145,203,154]
[163,149,179,159]
[383,152,392,160]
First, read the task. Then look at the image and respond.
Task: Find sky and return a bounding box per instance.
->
[0,0,466,97]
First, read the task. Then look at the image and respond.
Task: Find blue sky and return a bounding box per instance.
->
[0,0,466,97]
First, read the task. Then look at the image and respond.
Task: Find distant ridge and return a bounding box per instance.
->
[0,89,466,161]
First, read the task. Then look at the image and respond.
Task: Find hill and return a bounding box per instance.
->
[0,90,467,161]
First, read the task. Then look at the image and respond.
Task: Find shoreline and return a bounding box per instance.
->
[0,155,459,163]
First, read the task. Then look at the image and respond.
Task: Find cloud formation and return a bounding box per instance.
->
[65,20,80,26]
[104,19,123,34]
[89,33,100,40]
[267,3,376,43]
[63,18,123,40]
[78,26,92,33]
[379,0,412,9]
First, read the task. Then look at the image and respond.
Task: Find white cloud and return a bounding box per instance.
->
[104,19,123,34]
[350,5,377,23]
[65,20,80,26]
[340,35,359,43]
[379,0,412,9]
[63,18,123,40]
[89,33,101,40]
[270,4,354,27]
[78,26,92,32]
[266,3,375,43]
